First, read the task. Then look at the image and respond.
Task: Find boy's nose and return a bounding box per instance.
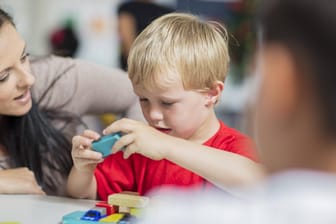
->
[148,106,163,121]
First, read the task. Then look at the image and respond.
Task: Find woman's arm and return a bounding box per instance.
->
[30,55,144,121]
[0,168,45,194]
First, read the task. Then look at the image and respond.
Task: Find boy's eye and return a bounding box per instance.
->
[161,101,174,106]
[20,53,30,63]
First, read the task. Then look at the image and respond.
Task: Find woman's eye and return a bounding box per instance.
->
[139,98,148,102]
[0,71,10,82]
[20,53,30,63]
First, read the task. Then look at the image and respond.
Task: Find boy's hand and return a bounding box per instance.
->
[71,130,104,172]
[103,118,174,160]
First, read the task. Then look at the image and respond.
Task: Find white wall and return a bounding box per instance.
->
[0,0,124,67]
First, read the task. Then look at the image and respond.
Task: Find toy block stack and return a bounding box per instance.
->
[62,192,149,224]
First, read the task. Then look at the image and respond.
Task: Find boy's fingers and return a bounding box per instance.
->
[103,118,137,135]
[112,134,134,153]
[123,144,137,159]
[72,135,81,147]
[83,129,101,140]
[76,148,103,160]
[72,135,93,148]
[76,157,104,165]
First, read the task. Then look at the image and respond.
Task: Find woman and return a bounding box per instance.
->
[0,8,143,196]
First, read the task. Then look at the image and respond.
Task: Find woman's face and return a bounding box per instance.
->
[0,22,35,116]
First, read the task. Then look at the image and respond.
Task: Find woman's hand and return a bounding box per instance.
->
[0,167,45,194]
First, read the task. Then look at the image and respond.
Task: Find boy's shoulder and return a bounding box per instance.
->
[205,120,251,143]
[204,120,258,161]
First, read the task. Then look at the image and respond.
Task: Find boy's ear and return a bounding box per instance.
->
[205,81,224,106]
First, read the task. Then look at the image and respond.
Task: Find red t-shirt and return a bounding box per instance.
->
[94,120,258,200]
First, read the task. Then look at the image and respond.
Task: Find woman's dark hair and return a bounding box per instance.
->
[0,8,82,194]
[258,0,336,136]
[0,101,75,194]
[0,8,14,26]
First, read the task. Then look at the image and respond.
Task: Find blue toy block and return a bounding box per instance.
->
[62,211,95,224]
[81,208,106,221]
[91,132,122,157]
[62,210,134,224]
[62,211,109,224]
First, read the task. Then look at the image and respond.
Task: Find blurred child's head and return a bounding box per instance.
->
[127,13,229,141]
[255,0,336,172]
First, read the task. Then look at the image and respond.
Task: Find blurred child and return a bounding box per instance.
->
[67,13,263,200]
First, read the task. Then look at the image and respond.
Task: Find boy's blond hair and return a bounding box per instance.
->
[127,12,230,91]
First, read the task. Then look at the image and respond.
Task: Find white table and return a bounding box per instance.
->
[0,195,97,224]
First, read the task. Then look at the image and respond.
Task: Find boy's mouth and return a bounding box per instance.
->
[155,127,172,134]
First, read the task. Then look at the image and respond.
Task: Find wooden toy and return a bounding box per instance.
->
[62,192,149,224]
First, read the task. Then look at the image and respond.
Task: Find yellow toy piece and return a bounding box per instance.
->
[130,208,141,217]
[0,222,20,224]
[100,114,117,126]
[108,193,149,209]
[99,213,124,223]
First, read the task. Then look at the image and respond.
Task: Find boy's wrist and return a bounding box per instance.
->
[74,164,96,175]
[162,136,181,160]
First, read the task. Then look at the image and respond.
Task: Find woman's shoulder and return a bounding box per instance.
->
[30,55,77,110]
[30,55,75,79]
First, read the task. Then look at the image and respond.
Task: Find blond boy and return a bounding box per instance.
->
[67,13,263,200]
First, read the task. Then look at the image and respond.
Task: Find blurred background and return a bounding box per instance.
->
[0,0,257,134]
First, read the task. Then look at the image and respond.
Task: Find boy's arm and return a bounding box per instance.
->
[67,130,103,199]
[165,138,265,189]
[66,166,97,199]
[106,118,265,190]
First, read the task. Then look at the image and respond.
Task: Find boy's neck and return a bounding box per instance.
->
[188,110,220,144]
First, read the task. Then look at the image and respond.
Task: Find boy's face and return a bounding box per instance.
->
[133,73,214,142]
